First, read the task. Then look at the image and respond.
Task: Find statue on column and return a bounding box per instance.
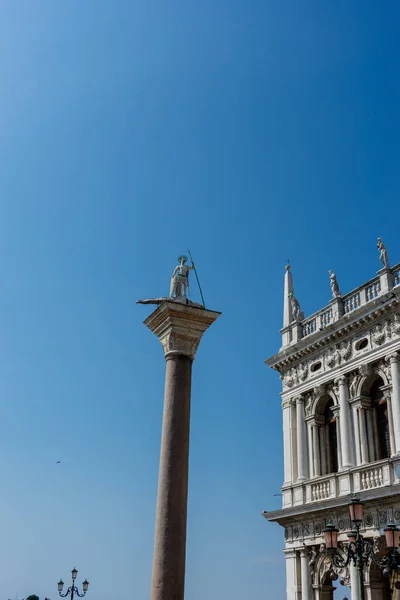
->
[170,255,194,299]
[377,238,390,269]
[329,270,341,298]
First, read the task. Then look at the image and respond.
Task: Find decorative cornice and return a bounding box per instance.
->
[267,297,400,371]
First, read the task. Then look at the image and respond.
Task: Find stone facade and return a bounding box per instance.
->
[264,262,400,599]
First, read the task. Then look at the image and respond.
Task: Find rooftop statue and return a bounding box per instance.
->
[329,270,341,298]
[289,292,304,322]
[377,237,390,269]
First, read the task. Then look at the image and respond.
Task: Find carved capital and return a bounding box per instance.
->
[295,395,305,405]
[335,375,348,386]
[144,301,220,360]
[387,352,400,365]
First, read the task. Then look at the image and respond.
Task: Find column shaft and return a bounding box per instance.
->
[386,396,396,457]
[359,408,368,464]
[283,404,293,484]
[338,377,354,468]
[300,549,312,600]
[389,354,400,454]
[313,425,321,477]
[307,422,314,478]
[352,406,362,465]
[151,355,192,600]
[284,550,300,600]
[296,398,308,481]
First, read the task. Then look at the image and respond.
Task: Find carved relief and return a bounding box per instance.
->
[298,362,309,382]
[392,314,400,336]
[339,340,352,362]
[371,324,386,346]
[280,313,400,391]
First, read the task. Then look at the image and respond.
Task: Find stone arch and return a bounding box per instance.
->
[356,364,390,398]
[312,549,347,599]
[311,389,338,419]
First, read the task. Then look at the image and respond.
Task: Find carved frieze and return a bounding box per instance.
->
[281,312,400,391]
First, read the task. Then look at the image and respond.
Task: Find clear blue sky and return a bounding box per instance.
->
[1,1,399,599]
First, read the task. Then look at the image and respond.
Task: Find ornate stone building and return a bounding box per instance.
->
[264,250,400,599]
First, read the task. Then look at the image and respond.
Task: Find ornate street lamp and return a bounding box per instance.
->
[58,568,89,600]
[323,499,400,600]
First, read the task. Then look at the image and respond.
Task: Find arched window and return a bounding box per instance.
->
[370,379,390,459]
[324,400,338,474]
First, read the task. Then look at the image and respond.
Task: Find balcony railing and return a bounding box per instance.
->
[300,264,400,340]
[282,459,394,509]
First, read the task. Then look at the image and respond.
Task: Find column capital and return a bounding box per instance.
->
[283,549,298,559]
[295,395,306,405]
[299,547,310,558]
[335,375,348,386]
[144,301,220,360]
[387,352,400,365]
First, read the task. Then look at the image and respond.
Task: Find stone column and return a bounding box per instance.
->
[359,408,369,464]
[296,396,308,481]
[284,549,300,600]
[283,400,293,484]
[337,376,354,468]
[388,353,400,455]
[307,421,314,478]
[352,404,362,466]
[144,301,220,600]
[300,548,312,600]
[312,423,321,477]
[385,394,396,457]
[350,561,361,600]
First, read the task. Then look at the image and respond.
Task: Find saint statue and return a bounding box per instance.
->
[377,238,390,268]
[329,270,341,298]
[289,292,304,322]
[170,255,194,298]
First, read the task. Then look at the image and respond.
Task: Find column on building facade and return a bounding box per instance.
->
[283,400,293,484]
[337,376,354,468]
[300,548,312,600]
[284,549,300,600]
[366,406,376,463]
[359,407,369,464]
[351,403,362,466]
[291,401,299,482]
[312,421,321,478]
[386,394,396,457]
[333,406,343,470]
[349,562,360,600]
[296,396,308,481]
[389,353,400,455]
[307,420,314,478]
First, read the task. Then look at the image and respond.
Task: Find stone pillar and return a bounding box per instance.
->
[385,393,396,457]
[300,548,312,600]
[388,353,400,455]
[352,404,362,466]
[283,400,293,484]
[312,423,321,477]
[350,562,361,600]
[284,549,300,600]
[359,408,369,464]
[144,301,220,600]
[307,421,314,478]
[337,376,354,468]
[296,396,308,481]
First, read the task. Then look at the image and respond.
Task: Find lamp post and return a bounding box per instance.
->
[323,499,400,600]
[57,568,89,600]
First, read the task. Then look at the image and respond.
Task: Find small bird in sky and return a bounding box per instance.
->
[56,461,60,464]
